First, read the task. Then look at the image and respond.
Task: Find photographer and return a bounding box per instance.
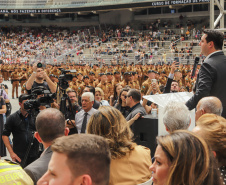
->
[64,89,81,135]
[25,63,57,94]
[2,94,40,167]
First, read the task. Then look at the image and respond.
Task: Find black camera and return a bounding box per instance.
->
[24,87,56,110]
[58,68,77,90]
[37,62,46,68]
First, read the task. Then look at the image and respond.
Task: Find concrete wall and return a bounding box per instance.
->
[99,9,133,25]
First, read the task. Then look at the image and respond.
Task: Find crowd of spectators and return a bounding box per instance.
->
[0,24,204,67]
[0,25,225,185]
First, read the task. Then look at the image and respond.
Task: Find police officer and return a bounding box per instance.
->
[78,75,90,96]
[141,70,156,95]
[121,72,135,89]
[132,71,140,90]
[77,73,84,97]
[69,75,78,92]
[50,65,61,77]
[88,71,96,87]
[20,68,28,94]
[11,67,20,99]
[97,73,109,100]
[113,71,121,86]
[106,72,114,98]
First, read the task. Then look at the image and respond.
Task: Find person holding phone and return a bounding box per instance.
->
[141,70,156,95]
[163,61,180,93]
[25,63,57,94]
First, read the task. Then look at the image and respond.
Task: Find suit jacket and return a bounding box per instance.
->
[109,145,152,185]
[163,77,173,93]
[126,103,147,121]
[25,146,52,185]
[186,51,226,118]
[93,100,100,109]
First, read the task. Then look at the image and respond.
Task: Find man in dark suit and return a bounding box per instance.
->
[186,30,226,118]
[24,108,69,185]
[126,89,147,121]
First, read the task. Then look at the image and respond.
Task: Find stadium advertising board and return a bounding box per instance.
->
[0,0,210,14]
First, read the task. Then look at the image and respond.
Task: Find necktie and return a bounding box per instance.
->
[81,112,88,133]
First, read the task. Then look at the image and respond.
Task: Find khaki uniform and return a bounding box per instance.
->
[141,79,152,94]
[51,69,61,77]
[120,80,135,89]
[70,81,78,92]
[1,66,7,80]
[6,66,12,80]
[107,81,114,97]
[93,80,99,87]
[159,76,167,86]
[133,80,140,90]
[20,71,27,93]
[174,78,183,87]
[97,82,109,100]
[77,80,83,97]
[11,72,20,98]
[113,79,121,86]
[89,80,96,87]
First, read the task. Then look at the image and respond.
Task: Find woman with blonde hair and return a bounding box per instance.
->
[95,87,109,106]
[150,130,223,185]
[87,106,151,185]
[194,114,226,184]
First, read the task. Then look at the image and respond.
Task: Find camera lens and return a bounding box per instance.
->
[37,63,42,68]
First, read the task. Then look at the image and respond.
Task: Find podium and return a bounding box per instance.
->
[132,92,195,157]
[132,117,158,157]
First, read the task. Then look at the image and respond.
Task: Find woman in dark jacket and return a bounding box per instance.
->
[114,88,130,118]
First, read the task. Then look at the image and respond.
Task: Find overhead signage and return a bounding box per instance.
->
[0,0,211,14]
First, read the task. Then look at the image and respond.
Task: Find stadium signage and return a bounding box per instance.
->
[151,0,210,6]
[0,0,210,14]
[0,9,62,14]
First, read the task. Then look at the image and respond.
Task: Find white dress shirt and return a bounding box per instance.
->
[75,108,98,133]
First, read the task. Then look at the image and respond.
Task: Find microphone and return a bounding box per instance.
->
[191,57,200,79]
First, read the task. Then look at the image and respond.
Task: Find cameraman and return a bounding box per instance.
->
[2,94,40,167]
[25,63,57,94]
[65,89,81,135]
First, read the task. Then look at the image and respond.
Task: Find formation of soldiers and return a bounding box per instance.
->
[0,62,198,99]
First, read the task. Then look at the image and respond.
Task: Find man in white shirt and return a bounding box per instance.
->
[75,92,98,133]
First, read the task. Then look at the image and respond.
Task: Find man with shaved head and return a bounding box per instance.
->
[195,96,223,121]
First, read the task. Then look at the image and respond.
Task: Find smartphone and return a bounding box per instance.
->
[152,79,157,84]
[174,57,180,67]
